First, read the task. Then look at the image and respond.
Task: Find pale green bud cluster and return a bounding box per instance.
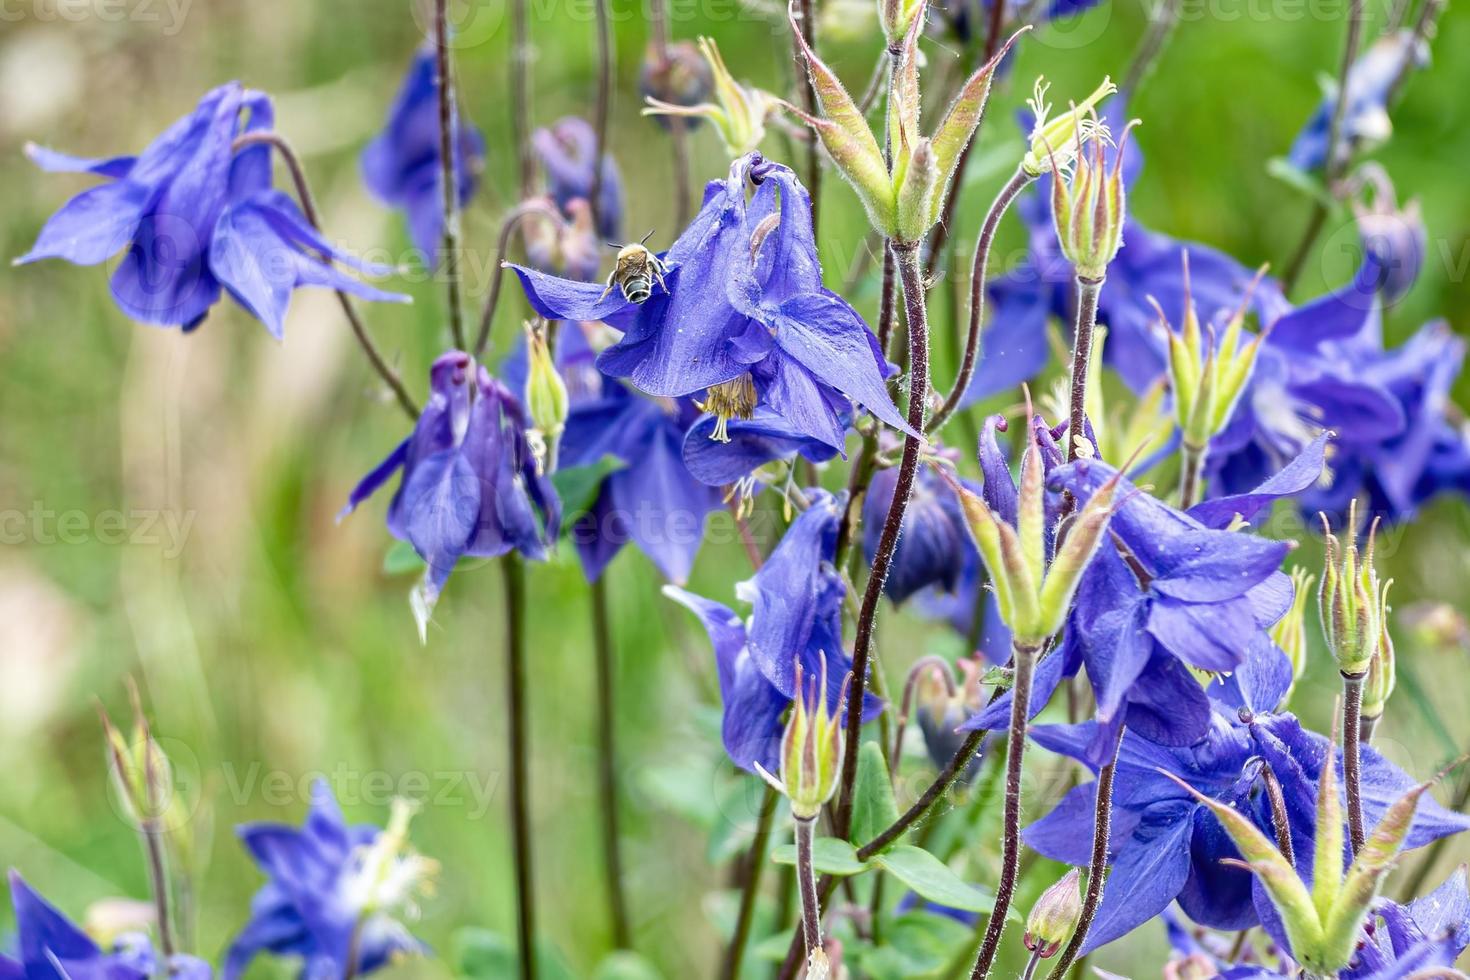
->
[783,0,1024,242]
[100,691,174,828]
[758,656,849,821]
[1024,868,1082,958]
[643,37,776,157]
[1170,712,1434,975]
[1049,111,1136,282]
[1271,567,1316,710]
[1163,259,1269,453]
[1361,601,1397,723]
[524,322,569,444]
[1021,77,1116,178]
[1319,502,1390,677]
[945,417,1123,648]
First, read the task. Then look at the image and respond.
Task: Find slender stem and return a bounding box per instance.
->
[1067,277,1104,463]
[1360,711,1381,744]
[928,167,1033,434]
[474,201,566,357]
[1043,730,1123,980]
[721,786,780,980]
[1280,0,1364,293]
[1387,0,1445,102]
[231,132,418,420]
[433,0,466,350]
[791,0,822,240]
[503,553,538,980]
[590,576,632,948]
[968,640,1039,980]
[834,239,931,839]
[509,0,534,197]
[861,729,985,860]
[890,655,958,778]
[1121,0,1181,96]
[795,817,824,963]
[1343,670,1367,855]
[857,49,892,115]
[342,915,366,980]
[645,0,691,227]
[589,0,613,235]
[1020,948,1045,980]
[141,820,177,957]
[1179,441,1207,510]
[1261,761,1296,866]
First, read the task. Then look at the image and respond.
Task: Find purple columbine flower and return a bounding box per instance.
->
[18,83,407,337]
[1025,638,1470,954]
[225,782,432,980]
[862,459,979,605]
[664,489,881,773]
[532,117,624,241]
[0,871,212,979]
[361,44,487,258]
[341,351,560,626]
[510,153,915,455]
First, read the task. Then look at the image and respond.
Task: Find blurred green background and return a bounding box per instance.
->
[1,0,1468,976]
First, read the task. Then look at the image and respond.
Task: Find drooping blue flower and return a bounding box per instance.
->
[19,83,408,337]
[532,117,624,241]
[1025,645,1470,954]
[510,153,915,455]
[1354,168,1426,304]
[225,781,432,980]
[1286,31,1429,172]
[862,459,979,605]
[0,871,212,980]
[664,489,881,773]
[681,405,843,505]
[361,45,487,258]
[341,351,559,617]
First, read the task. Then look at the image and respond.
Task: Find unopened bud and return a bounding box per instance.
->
[100,691,173,827]
[639,40,715,130]
[895,137,940,244]
[1319,502,1387,677]
[758,656,848,821]
[1353,164,1425,303]
[1022,76,1116,178]
[1050,113,1136,282]
[879,0,924,44]
[643,37,774,157]
[1361,590,1396,723]
[525,322,569,443]
[1025,868,1082,957]
[1271,567,1315,709]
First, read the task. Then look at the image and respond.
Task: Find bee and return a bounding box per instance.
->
[599,231,668,304]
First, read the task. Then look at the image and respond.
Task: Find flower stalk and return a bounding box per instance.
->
[433,0,466,350]
[721,785,780,980]
[1044,731,1123,980]
[590,576,632,948]
[502,553,538,980]
[1068,276,1104,463]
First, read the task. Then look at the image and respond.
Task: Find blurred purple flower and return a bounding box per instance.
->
[1287,31,1428,172]
[533,117,624,241]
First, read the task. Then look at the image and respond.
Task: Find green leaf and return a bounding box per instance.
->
[383,539,426,575]
[551,454,625,530]
[771,836,870,876]
[454,929,576,980]
[853,911,975,977]
[1265,157,1337,208]
[872,845,995,912]
[592,951,663,980]
[850,741,902,850]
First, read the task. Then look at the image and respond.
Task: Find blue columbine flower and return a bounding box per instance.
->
[341,351,559,630]
[1025,639,1470,954]
[681,405,844,510]
[533,117,624,241]
[664,489,880,773]
[510,153,915,455]
[1286,30,1429,172]
[1,871,212,979]
[19,82,407,337]
[862,458,979,605]
[226,781,433,980]
[361,45,487,258]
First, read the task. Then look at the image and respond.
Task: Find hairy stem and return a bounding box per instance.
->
[1261,761,1296,865]
[796,817,824,964]
[433,0,466,350]
[1343,670,1367,855]
[1179,441,1207,510]
[928,167,1033,434]
[861,729,984,861]
[231,131,418,419]
[503,553,538,980]
[591,576,631,948]
[834,239,931,839]
[791,0,822,239]
[474,201,566,357]
[721,786,780,980]
[142,820,177,958]
[589,0,613,234]
[1044,730,1123,980]
[1067,277,1104,463]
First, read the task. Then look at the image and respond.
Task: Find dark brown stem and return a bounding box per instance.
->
[861,728,985,860]
[796,817,824,964]
[1179,441,1207,510]
[968,640,1039,980]
[141,820,177,957]
[721,786,780,980]
[503,553,538,980]
[591,576,631,948]
[433,0,466,350]
[1343,670,1367,855]
[1044,731,1123,980]
[833,239,931,840]
[510,0,535,197]
[589,0,613,235]
[473,201,566,357]
[791,0,822,239]
[1067,277,1104,463]
[1261,761,1296,866]
[230,131,418,420]
[928,167,1033,434]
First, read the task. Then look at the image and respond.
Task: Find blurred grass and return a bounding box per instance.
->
[0,0,1468,976]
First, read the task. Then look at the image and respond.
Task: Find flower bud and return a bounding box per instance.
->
[524,321,569,443]
[639,40,715,130]
[1025,868,1082,958]
[1318,501,1387,677]
[1050,112,1135,282]
[1022,77,1116,178]
[100,691,173,827]
[1360,588,1396,723]
[1271,567,1315,710]
[879,0,924,45]
[1353,164,1425,303]
[643,37,775,157]
[759,656,848,821]
[895,137,940,244]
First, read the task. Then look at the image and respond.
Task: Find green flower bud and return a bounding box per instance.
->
[1319,502,1388,677]
[100,690,173,827]
[879,0,924,46]
[895,138,940,244]
[1361,585,1396,722]
[1049,113,1136,282]
[758,655,848,821]
[1021,77,1116,178]
[643,37,776,157]
[1271,567,1316,710]
[1025,868,1082,957]
[524,322,569,443]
